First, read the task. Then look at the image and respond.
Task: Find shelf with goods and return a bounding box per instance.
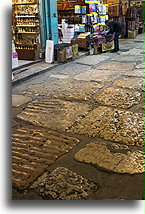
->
[58,0,109,43]
[12,0,41,60]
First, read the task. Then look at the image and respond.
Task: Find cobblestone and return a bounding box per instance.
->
[12,128,79,189]
[74,69,120,82]
[31,167,97,200]
[70,106,143,146]
[94,87,141,109]
[95,61,136,70]
[17,99,90,131]
[123,69,144,78]
[74,142,144,174]
[113,77,144,91]
[25,80,103,101]
[75,55,109,65]
[12,94,32,107]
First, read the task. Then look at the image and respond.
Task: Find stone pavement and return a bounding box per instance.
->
[12,34,144,200]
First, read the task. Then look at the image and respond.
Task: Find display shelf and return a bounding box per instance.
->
[12,2,38,6]
[12,0,41,61]
[16,15,37,17]
[17,32,39,34]
[16,25,39,27]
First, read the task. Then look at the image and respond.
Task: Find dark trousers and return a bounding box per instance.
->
[114,32,121,50]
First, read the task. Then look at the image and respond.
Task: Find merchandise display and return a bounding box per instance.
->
[12,0,144,65]
[12,0,41,60]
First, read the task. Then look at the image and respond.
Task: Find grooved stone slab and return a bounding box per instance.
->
[12,128,80,189]
[113,77,144,91]
[96,61,135,70]
[12,94,32,107]
[123,69,144,77]
[94,87,141,109]
[74,69,119,82]
[74,142,144,174]
[26,80,103,101]
[31,167,97,200]
[17,99,90,131]
[70,106,144,146]
[75,55,109,65]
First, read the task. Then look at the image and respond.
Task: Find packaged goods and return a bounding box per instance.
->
[72,44,79,58]
[128,30,136,39]
[57,48,67,63]
[75,5,81,14]
[45,40,54,63]
[81,6,87,14]
[66,46,72,59]
[102,41,114,52]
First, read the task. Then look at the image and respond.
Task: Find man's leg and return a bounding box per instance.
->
[114,33,120,51]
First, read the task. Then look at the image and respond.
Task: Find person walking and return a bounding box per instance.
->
[105,20,122,52]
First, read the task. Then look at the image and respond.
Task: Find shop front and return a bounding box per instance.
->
[12,0,59,68]
[12,0,144,68]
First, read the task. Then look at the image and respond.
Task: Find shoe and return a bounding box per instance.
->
[111,49,118,53]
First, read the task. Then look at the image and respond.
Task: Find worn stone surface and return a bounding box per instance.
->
[113,77,144,91]
[13,62,55,82]
[96,61,136,70]
[74,69,119,82]
[26,80,103,101]
[111,55,143,62]
[49,74,69,79]
[135,63,144,69]
[49,62,92,77]
[75,55,109,65]
[12,128,79,189]
[12,94,32,107]
[31,167,97,200]
[17,99,90,131]
[70,106,143,146]
[74,142,144,174]
[94,87,141,109]
[119,48,143,56]
[123,69,144,78]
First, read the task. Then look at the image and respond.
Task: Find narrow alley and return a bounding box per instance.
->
[12,34,144,200]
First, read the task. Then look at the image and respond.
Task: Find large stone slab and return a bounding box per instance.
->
[12,128,79,189]
[113,77,144,91]
[30,167,97,200]
[135,63,144,69]
[49,74,69,79]
[96,61,136,70]
[50,62,92,77]
[74,69,119,82]
[17,99,90,131]
[75,55,109,65]
[119,48,143,56]
[123,69,144,78]
[94,87,141,109]
[12,94,32,107]
[111,55,143,62]
[26,80,103,101]
[74,142,144,174]
[70,106,143,146]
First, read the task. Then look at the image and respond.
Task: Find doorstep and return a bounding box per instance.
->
[12,59,42,71]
